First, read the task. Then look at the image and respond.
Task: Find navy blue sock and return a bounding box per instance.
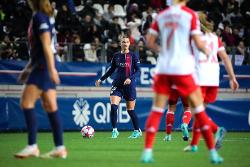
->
[23,108,37,145]
[128,110,139,130]
[47,111,64,146]
[110,104,118,128]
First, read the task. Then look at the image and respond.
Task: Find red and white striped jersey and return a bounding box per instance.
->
[194,32,225,86]
[149,5,201,75]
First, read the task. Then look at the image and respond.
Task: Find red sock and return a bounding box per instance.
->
[191,119,201,146]
[182,110,191,125]
[166,111,174,134]
[195,111,215,150]
[209,117,218,134]
[145,111,163,149]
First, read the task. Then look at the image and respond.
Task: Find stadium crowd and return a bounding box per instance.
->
[0,0,250,65]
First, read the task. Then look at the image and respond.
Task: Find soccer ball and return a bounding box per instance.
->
[81,125,95,138]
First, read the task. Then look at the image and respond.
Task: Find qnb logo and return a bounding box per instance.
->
[72,98,90,127]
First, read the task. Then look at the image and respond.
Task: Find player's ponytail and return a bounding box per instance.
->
[27,0,53,17]
[198,12,214,33]
[173,0,188,5]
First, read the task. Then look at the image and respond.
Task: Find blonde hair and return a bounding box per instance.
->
[198,12,214,33]
[27,0,53,16]
[173,0,188,5]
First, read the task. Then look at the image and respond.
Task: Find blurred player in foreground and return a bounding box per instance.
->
[15,0,67,159]
[184,12,239,152]
[163,88,191,141]
[95,35,141,139]
[141,0,224,164]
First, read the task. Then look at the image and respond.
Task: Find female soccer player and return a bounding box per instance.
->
[163,88,191,142]
[14,0,67,159]
[184,12,239,152]
[141,0,223,164]
[95,35,141,139]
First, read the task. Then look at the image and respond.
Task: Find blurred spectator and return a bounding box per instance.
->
[103,4,114,23]
[138,40,150,64]
[107,16,121,42]
[141,14,153,35]
[127,13,141,41]
[232,27,242,45]
[81,0,96,18]
[0,5,5,22]
[81,14,95,43]
[221,24,236,47]
[55,4,74,32]
[106,39,119,62]
[0,35,17,60]
[236,40,247,56]
[15,38,29,60]
[51,1,58,18]
[84,43,99,62]
[72,34,85,61]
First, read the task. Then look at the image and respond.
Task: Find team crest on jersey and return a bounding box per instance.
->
[72,98,90,127]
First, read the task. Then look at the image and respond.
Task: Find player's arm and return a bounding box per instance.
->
[146,33,160,54]
[218,50,239,91]
[40,32,60,84]
[191,12,210,56]
[129,54,140,80]
[18,59,32,84]
[146,19,161,54]
[95,57,116,87]
[192,35,210,56]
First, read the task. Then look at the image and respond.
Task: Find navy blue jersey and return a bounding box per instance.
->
[100,51,140,86]
[28,12,57,69]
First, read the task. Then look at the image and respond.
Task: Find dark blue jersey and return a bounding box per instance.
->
[28,12,57,69]
[100,51,140,86]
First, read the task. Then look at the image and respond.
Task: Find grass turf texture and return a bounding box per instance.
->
[0,132,249,167]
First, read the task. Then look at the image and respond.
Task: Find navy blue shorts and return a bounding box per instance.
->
[110,84,136,101]
[26,68,56,91]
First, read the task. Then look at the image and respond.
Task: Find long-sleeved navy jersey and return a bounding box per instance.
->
[100,51,140,86]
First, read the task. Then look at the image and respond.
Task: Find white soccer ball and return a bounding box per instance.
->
[81,125,95,138]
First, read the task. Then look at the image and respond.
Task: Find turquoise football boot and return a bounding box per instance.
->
[210,150,223,164]
[163,134,172,141]
[141,150,153,163]
[215,127,226,150]
[181,123,189,141]
[128,129,142,139]
[183,145,198,152]
[111,129,119,138]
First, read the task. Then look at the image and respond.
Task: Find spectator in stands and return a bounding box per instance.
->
[127,13,141,41]
[81,0,96,18]
[107,16,121,42]
[222,24,236,47]
[84,43,99,62]
[141,14,153,35]
[55,4,73,31]
[0,34,17,60]
[15,37,29,60]
[236,40,250,65]
[137,40,150,64]
[103,4,114,23]
[51,1,58,18]
[72,34,85,62]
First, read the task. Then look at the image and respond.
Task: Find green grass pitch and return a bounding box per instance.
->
[0,132,249,167]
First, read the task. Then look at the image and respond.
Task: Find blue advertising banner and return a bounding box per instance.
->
[0,97,249,131]
[0,60,250,88]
